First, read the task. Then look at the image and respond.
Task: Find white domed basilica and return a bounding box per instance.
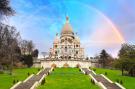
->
[33,17,92,68]
[49,16,84,60]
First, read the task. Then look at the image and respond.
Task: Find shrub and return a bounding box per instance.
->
[38,68,40,71]
[0,71,4,74]
[41,78,45,85]
[16,80,19,82]
[93,68,96,71]
[105,72,107,75]
[91,79,93,83]
[91,79,95,85]
[93,80,95,85]
[85,72,88,75]
[13,79,16,84]
[116,79,119,83]
[27,72,30,76]
[120,80,123,85]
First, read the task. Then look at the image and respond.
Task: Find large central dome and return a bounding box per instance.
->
[61,16,73,34]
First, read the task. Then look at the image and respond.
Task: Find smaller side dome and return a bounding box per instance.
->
[75,33,80,43]
[75,36,80,43]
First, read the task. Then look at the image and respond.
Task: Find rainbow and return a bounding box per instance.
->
[75,1,125,44]
[19,1,126,44]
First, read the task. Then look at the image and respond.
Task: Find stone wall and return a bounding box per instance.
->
[33,60,92,68]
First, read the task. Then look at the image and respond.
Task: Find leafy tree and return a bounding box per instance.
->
[22,55,33,67]
[99,49,109,68]
[114,44,135,76]
[32,49,39,57]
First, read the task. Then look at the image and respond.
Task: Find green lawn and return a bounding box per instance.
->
[38,68,99,89]
[0,68,39,89]
[93,68,135,89]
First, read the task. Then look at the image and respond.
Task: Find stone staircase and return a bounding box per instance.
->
[82,68,122,89]
[14,68,51,89]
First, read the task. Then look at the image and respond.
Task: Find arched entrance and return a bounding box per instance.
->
[63,63,69,68]
[76,63,81,68]
[51,63,57,68]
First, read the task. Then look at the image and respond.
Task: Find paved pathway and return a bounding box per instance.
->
[82,68,121,89]
[14,68,51,89]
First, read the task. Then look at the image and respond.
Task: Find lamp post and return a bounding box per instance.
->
[41,52,47,60]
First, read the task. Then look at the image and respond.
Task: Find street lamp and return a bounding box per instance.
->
[41,52,47,60]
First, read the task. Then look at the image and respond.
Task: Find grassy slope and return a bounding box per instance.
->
[94,68,135,89]
[38,68,99,89]
[0,68,39,89]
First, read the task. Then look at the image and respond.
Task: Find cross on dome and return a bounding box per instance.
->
[66,16,69,21]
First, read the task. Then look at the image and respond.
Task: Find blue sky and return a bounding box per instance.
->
[9,0,135,57]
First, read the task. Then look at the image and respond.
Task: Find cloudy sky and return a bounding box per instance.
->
[9,0,135,57]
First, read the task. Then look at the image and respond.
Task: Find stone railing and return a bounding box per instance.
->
[23,74,34,83]
[115,82,126,89]
[10,81,22,89]
[100,74,113,83]
[80,68,124,89]
[97,82,107,89]
[30,81,38,89]
[10,68,53,89]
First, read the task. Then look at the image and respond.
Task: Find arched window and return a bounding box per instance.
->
[55,45,57,48]
[65,47,67,52]
[76,51,78,54]
[55,51,57,54]
[65,38,67,41]
[61,39,64,43]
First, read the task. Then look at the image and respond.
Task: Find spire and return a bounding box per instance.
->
[66,16,69,23]
[66,16,69,21]
[56,33,58,36]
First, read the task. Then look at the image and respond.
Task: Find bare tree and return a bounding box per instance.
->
[20,40,28,55]
[27,40,34,55]
[0,24,21,74]
[20,40,34,55]
[0,0,15,21]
